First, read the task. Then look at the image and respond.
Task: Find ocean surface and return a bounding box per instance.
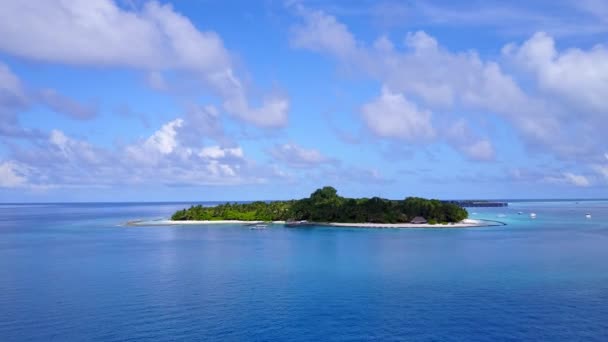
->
[1,201,607,341]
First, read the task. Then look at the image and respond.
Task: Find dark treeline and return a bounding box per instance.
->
[171,187,468,224]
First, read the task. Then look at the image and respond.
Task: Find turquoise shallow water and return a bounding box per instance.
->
[1,201,607,341]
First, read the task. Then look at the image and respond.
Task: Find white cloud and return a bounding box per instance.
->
[505,32,608,114]
[561,173,591,187]
[290,6,608,163]
[0,1,228,70]
[176,105,229,147]
[405,31,439,52]
[48,129,102,165]
[228,95,290,128]
[125,119,182,166]
[3,119,290,189]
[445,119,495,162]
[199,146,244,159]
[462,140,495,161]
[0,0,289,127]
[290,5,358,58]
[142,118,183,155]
[361,86,435,142]
[270,143,334,168]
[592,164,608,181]
[0,161,27,188]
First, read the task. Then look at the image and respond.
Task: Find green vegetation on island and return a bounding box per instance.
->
[171,186,468,224]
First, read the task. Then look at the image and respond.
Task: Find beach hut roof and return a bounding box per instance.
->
[410,216,427,224]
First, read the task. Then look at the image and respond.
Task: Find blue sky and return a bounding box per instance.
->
[1,0,608,202]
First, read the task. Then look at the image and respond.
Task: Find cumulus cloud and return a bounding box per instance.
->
[1,116,291,189]
[289,6,608,164]
[290,5,358,58]
[593,165,608,179]
[126,119,184,165]
[361,86,435,142]
[0,0,289,127]
[48,129,103,165]
[562,172,591,187]
[270,143,335,168]
[199,146,244,160]
[0,1,228,70]
[500,33,608,160]
[445,119,495,161]
[0,161,27,188]
[504,32,608,114]
[175,105,230,147]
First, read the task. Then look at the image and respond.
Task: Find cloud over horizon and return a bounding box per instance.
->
[0,0,289,128]
[0,0,606,200]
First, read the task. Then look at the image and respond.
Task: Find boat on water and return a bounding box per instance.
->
[586,213,592,219]
[530,213,537,218]
[285,220,310,227]
[517,211,523,215]
[249,224,268,230]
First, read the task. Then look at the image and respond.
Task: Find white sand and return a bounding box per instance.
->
[127,218,500,228]
[323,219,493,228]
[127,220,285,226]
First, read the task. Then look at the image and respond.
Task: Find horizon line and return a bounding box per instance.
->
[2,198,608,205]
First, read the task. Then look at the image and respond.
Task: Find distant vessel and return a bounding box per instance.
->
[530,213,537,219]
[285,220,310,227]
[517,211,523,215]
[249,224,268,230]
[586,213,591,219]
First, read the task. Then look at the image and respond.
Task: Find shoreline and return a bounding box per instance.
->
[126,218,503,228]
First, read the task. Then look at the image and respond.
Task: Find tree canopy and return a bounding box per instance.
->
[171,186,468,223]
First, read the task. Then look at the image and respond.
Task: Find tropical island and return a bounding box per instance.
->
[167,186,479,227]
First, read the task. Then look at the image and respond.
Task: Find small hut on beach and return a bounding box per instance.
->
[410,216,427,224]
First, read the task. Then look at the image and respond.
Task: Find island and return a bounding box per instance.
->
[157,186,498,228]
[444,200,508,207]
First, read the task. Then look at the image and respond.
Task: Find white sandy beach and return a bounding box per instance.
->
[127,220,286,226]
[322,219,493,228]
[128,218,499,228]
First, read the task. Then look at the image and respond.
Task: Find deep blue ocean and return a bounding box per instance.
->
[1,201,608,341]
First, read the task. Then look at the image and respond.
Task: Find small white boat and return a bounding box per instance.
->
[517,211,523,215]
[285,220,310,227]
[585,213,591,219]
[249,224,268,230]
[497,214,506,218]
[530,213,537,219]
